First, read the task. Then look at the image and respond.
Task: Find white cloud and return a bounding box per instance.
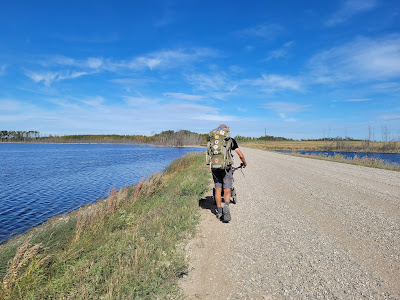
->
[0,64,7,75]
[192,114,235,122]
[309,35,400,83]
[163,103,215,113]
[32,48,216,80]
[263,101,310,122]
[81,96,105,107]
[263,101,310,113]
[265,41,294,61]
[48,55,104,69]
[25,70,88,86]
[186,73,233,92]
[238,23,284,40]
[46,98,82,110]
[325,0,377,27]
[124,96,159,107]
[249,74,302,93]
[125,48,217,71]
[163,92,204,101]
[373,82,400,93]
[0,99,24,111]
[87,57,104,68]
[344,98,372,102]
[25,71,58,86]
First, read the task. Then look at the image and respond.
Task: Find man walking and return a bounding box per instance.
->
[207,124,247,222]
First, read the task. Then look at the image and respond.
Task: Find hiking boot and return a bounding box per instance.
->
[216,212,223,220]
[222,205,231,222]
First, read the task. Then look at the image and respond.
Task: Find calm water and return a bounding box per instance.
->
[0,143,204,244]
[276,150,400,164]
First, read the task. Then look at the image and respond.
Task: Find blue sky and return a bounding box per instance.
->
[1,0,399,140]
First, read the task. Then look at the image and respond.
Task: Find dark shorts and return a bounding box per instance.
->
[212,166,233,189]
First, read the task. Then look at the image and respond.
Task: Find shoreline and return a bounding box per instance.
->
[0,153,209,298]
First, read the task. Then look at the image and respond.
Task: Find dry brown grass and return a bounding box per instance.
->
[1,240,49,299]
[240,140,400,153]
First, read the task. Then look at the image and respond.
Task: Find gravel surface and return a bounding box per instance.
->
[180,147,400,299]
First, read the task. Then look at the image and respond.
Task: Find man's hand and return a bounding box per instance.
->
[235,148,247,168]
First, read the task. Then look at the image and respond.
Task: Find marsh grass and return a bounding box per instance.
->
[241,141,400,171]
[0,153,209,299]
[281,151,400,171]
[241,140,400,153]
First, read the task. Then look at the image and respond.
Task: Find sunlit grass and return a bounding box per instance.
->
[280,151,400,171]
[241,141,400,171]
[240,140,400,153]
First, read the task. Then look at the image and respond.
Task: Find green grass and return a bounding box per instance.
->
[0,153,210,299]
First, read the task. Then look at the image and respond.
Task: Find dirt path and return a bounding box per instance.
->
[179,147,400,299]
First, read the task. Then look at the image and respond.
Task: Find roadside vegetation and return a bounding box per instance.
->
[279,151,400,171]
[0,153,210,299]
[238,139,400,153]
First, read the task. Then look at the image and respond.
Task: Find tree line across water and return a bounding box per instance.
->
[3,130,398,152]
[1,130,203,147]
[1,130,294,147]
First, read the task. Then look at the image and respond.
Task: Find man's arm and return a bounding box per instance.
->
[234,148,247,168]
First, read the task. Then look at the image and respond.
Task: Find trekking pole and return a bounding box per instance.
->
[232,163,245,178]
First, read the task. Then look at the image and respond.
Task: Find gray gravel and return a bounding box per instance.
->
[181,147,400,299]
[230,147,400,299]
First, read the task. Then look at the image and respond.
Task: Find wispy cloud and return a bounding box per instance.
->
[0,64,7,75]
[263,101,311,122]
[25,70,89,86]
[263,101,311,113]
[43,55,104,69]
[372,82,400,93]
[0,99,24,111]
[81,96,105,107]
[265,41,294,61]
[344,98,372,102]
[124,96,159,107]
[325,0,377,27]
[248,74,302,93]
[308,35,400,83]
[33,48,217,78]
[163,92,204,101]
[237,23,284,40]
[185,72,237,97]
[123,48,217,71]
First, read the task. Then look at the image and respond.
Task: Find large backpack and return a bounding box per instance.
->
[206,128,233,169]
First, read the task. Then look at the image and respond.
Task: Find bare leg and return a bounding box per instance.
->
[215,187,222,208]
[224,188,231,203]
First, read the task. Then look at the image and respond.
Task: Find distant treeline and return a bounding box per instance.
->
[1,130,297,145]
[1,130,205,147]
[301,137,361,141]
[1,130,40,141]
[235,135,294,141]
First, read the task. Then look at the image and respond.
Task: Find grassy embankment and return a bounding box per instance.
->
[241,140,400,171]
[0,153,209,299]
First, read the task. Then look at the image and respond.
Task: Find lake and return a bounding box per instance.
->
[276,150,400,165]
[0,143,205,244]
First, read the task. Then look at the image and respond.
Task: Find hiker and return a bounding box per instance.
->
[207,124,247,222]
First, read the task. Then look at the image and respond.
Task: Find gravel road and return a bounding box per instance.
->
[180,147,400,299]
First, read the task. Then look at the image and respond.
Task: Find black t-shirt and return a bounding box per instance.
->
[231,138,238,150]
